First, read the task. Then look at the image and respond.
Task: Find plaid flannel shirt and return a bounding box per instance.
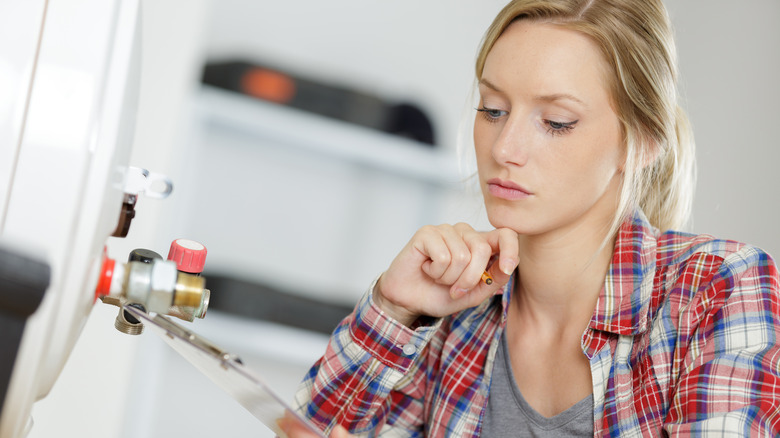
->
[294,210,780,436]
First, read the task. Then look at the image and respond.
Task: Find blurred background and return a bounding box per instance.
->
[27,1,780,437]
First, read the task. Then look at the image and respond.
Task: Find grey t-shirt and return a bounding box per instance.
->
[481,334,594,437]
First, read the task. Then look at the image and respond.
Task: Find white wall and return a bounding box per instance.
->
[202,0,509,153]
[199,0,780,258]
[667,1,780,256]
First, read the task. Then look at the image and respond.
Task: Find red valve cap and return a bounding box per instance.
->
[167,238,207,274]
[95,250,115,301]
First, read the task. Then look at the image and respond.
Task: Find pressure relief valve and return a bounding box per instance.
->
[95,239,210,335]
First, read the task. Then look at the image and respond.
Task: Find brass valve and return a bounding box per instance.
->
[96,251,210,334]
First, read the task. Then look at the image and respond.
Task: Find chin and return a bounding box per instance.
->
[485,208,537,235]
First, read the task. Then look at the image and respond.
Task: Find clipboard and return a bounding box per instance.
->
[123,305,327,438]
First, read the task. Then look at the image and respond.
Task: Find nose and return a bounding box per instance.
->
[491,116,530,167]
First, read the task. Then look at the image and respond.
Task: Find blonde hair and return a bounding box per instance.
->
[475,0,696,233]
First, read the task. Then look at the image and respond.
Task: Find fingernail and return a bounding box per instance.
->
[451,287,469,299]
[500,259,515,275]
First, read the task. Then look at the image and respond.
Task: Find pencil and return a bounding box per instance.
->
[481,271,493,285]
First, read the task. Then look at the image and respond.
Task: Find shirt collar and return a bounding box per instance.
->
[588,209,658,336]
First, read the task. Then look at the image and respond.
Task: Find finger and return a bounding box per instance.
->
[330,425,354,438]
[449,234,492,296]
[451,269,504,307]
[436,224,473,286]
[484,228,519,280]
[413,226,451,281]
[450,228,518,303]
[495,227,520,276]
[276,411,324,438]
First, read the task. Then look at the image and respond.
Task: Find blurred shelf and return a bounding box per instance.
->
[193,308,331,369]
[204,272,353,335]
[194,85,462,187]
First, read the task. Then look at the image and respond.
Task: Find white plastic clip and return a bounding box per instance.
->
[124,166,173,199]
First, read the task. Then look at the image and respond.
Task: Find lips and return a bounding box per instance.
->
[486,178,532,200]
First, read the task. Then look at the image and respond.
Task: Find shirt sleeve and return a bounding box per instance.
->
[293,280,443,437]
[664,246,780,436]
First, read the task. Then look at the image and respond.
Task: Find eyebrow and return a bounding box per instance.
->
[479,78,588,108]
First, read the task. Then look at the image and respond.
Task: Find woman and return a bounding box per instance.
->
[280,0,780,436]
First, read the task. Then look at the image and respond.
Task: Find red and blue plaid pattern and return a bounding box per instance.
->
[294,210,780,436]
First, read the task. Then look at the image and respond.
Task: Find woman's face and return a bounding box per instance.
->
[475,20,624,239]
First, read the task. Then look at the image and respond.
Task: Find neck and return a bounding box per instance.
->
[512,216,616,332]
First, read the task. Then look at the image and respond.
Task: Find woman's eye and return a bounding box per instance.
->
[476,107,507,122]
[544,119,578,136]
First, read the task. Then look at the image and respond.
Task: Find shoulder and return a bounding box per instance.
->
[647,235,780,434]
[656,231,778,286]
[652,230,779,321]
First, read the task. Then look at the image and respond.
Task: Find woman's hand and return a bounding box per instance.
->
[276,411,353,438]
[374,223,519,326]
